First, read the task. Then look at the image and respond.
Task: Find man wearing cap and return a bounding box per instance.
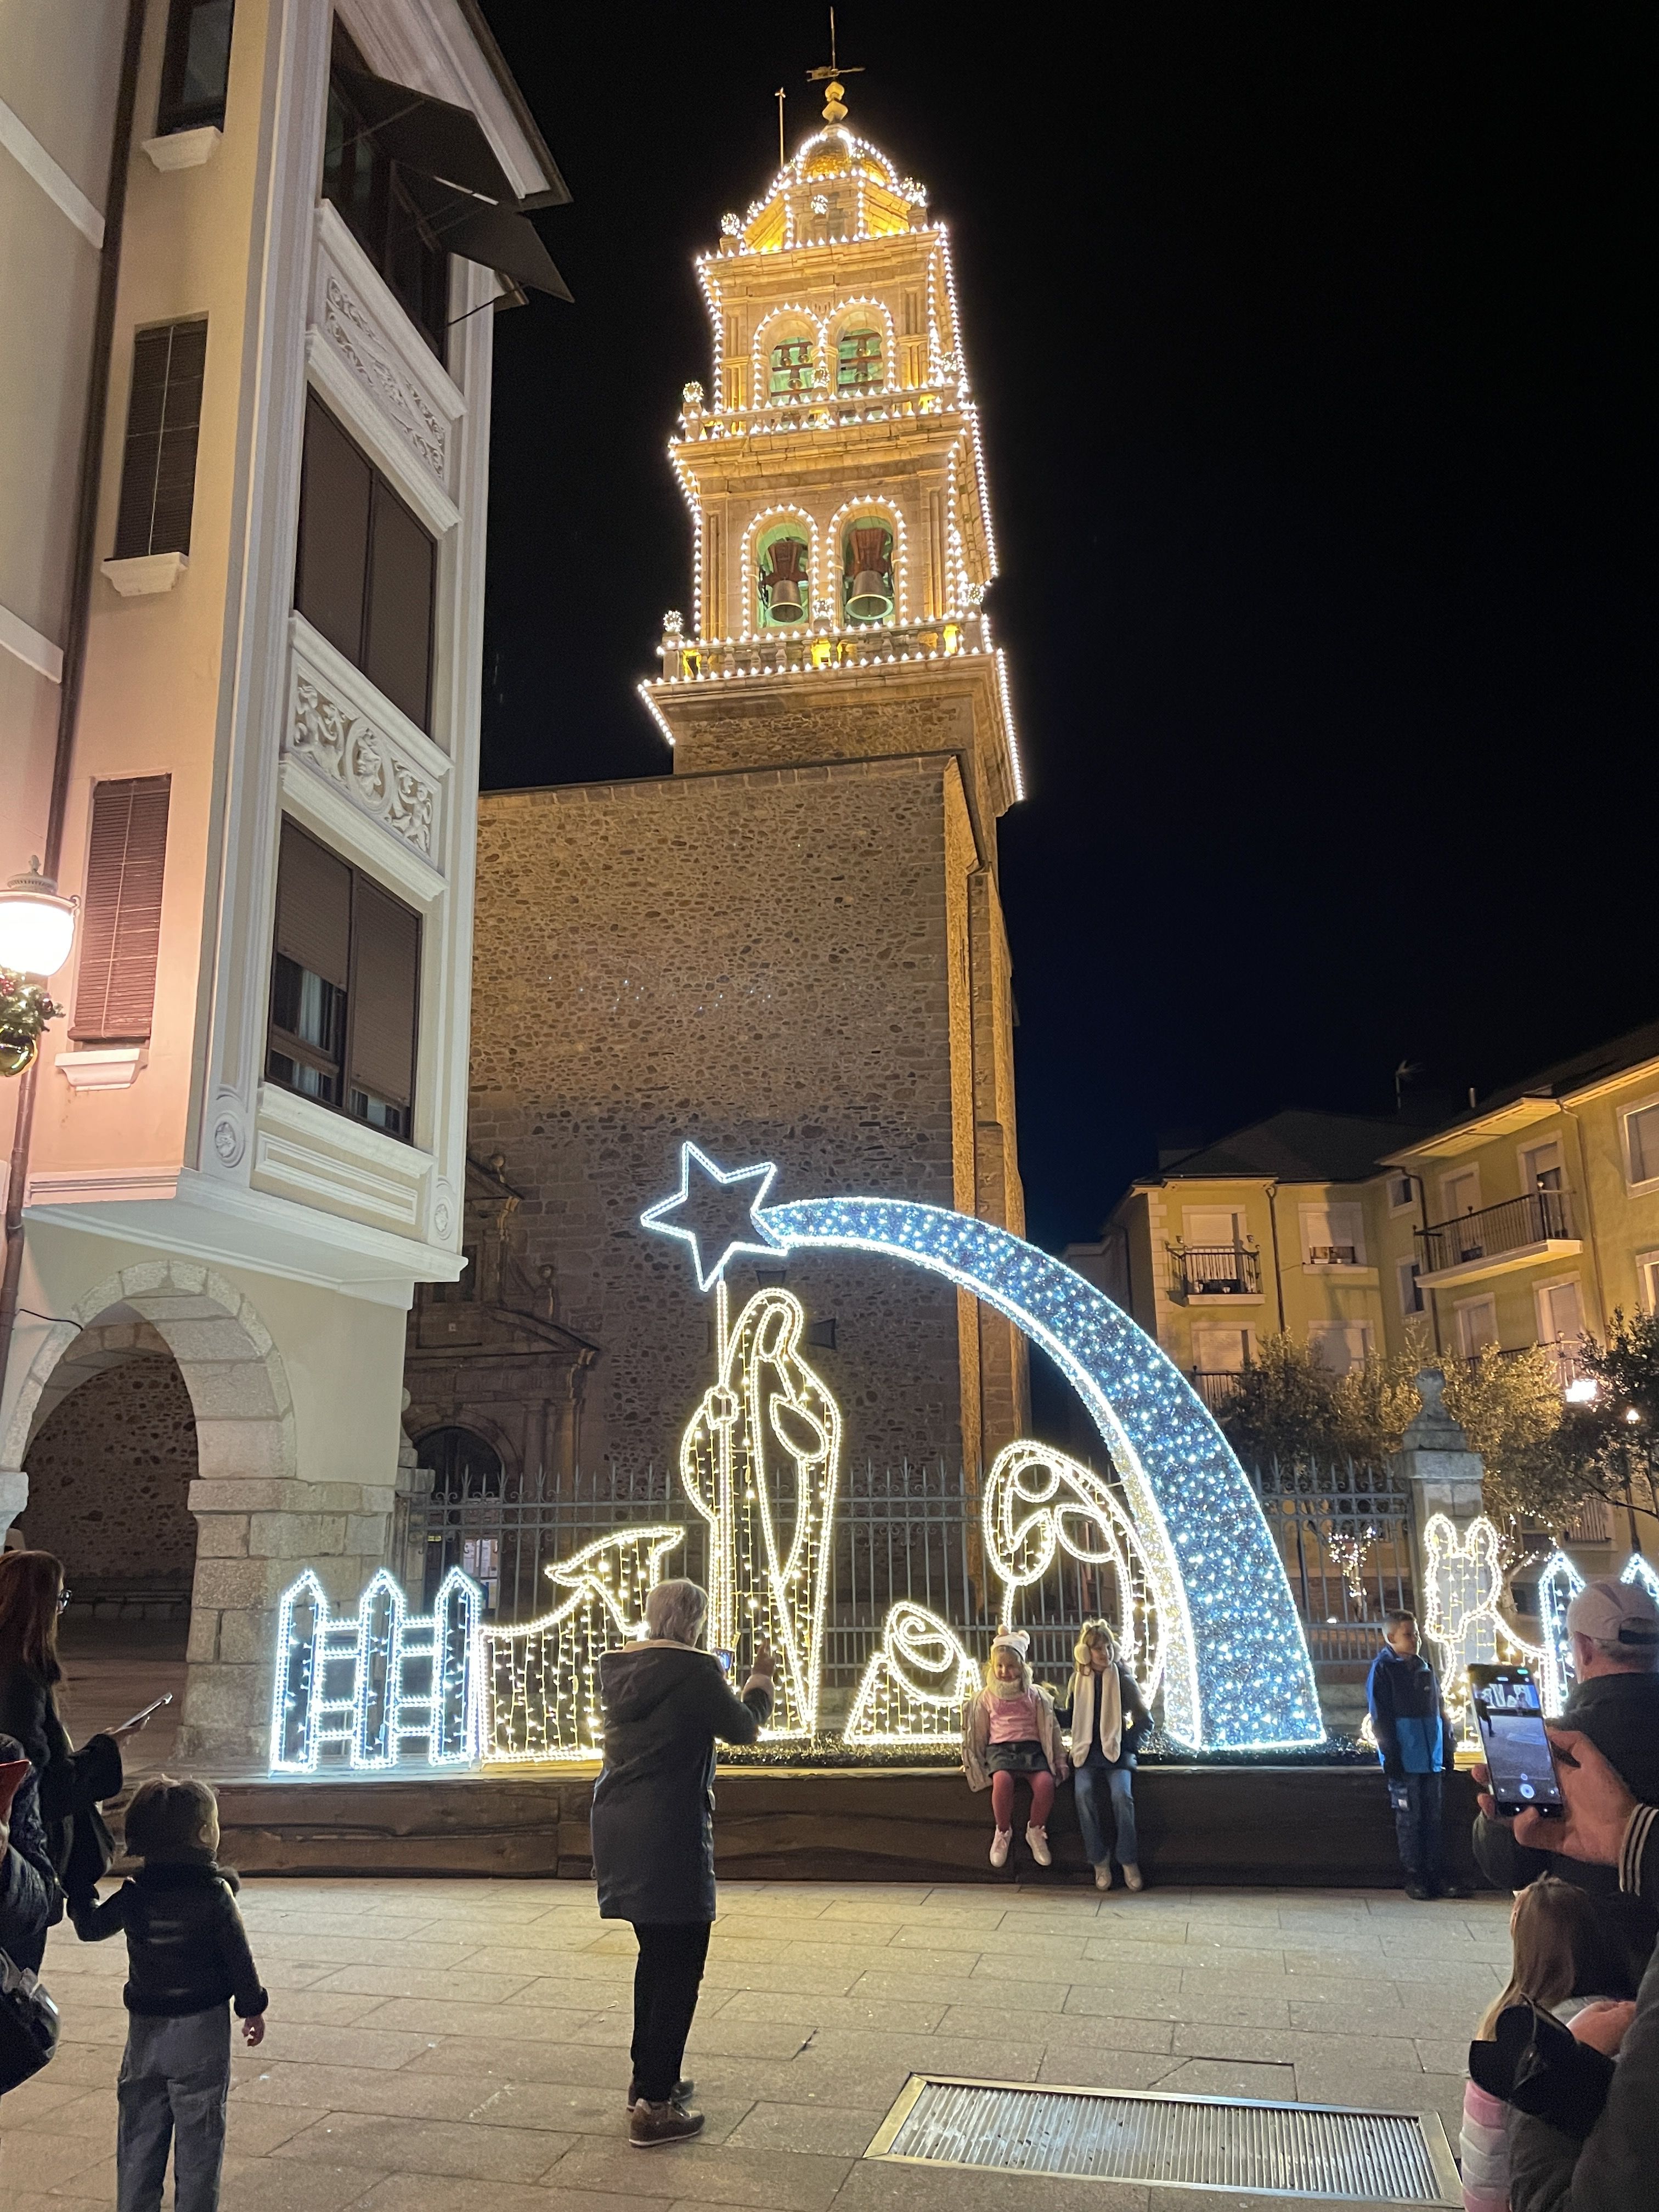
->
[1474,1577,1659,1994]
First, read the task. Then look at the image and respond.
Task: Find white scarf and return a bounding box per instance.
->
[1072,1661,1123,1763]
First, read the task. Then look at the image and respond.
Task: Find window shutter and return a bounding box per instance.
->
[347,877,419,1110]
[113,321,206,559]
[295,396,373,663]
[274,818,351,988]
[71,777,171,1040]
[364,481,435,730]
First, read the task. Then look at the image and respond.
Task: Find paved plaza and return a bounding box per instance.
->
[0,1873,1509,2211]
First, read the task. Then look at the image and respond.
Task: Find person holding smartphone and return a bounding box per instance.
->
[1472,1578,1659,1999]
[0,1551,154,1923]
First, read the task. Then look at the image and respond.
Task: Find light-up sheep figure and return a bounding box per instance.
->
[844,1601,979,1745]
[679,1287,840,1736]
[981,1441,1166,1703]
[269,1566,482,1773]
[482,1527,684,1763]
[1421,1512,1504,1742]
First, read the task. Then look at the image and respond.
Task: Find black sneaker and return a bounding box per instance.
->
[1438,1880,1471,1899]
[627,2076,693,2111]
[630,2099,706,2148]
[1404,1881,1433,1901]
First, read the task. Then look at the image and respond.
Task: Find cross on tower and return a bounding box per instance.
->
[807,5,864,123]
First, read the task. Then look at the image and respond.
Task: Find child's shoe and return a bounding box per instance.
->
[1025,1824,1052,1867]
[989,1828,1012,1868]
[1093,1863,1113,1891]
[1123,1864,1144,1892]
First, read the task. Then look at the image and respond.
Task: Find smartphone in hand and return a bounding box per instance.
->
[1469,1663,1564,1818]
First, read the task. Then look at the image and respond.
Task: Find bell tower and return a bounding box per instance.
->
[642,94,1029,1466]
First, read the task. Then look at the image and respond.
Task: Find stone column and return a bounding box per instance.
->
[1390,1368,1487,1556]
[1390,1368,1495,1740]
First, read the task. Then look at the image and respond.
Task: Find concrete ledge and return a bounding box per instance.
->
[199,1763,1487,1888]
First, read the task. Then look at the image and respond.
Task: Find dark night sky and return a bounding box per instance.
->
[474,5,1655,1254]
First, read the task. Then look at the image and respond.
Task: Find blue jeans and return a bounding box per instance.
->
[1389,1770,1444,1884]
[1074,1762,1138,1869]
[117,2004,230,2212]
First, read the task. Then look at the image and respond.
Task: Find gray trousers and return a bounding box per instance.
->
[117,2005,231,2212]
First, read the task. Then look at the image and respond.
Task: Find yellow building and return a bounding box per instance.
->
[1084,1018,1659,1421]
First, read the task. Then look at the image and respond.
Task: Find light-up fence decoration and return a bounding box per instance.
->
[270,1567,482,1772]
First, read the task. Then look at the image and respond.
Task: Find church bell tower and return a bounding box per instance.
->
[644,92,1029,1464]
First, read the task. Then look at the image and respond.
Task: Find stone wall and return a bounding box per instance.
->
[21,1346,198,1595]
[470,755,980,1475]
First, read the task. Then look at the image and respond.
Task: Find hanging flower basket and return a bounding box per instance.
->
[0,969,64,1077]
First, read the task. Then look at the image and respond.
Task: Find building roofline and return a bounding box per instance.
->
[454,0,571,206]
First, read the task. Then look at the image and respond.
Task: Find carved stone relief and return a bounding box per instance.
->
[320,269,449,489]
[287,667,441,862]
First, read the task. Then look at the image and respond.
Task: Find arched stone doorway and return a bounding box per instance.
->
[413,1423,505,1610]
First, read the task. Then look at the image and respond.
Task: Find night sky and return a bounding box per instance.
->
[474,5,1655,1254]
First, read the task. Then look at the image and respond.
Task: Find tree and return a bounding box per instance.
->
[1556,1308,1659,1525]
[1220,1334,1344,1466]
[1440,1342,1587,1533]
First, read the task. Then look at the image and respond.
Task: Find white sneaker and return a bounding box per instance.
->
[1094,1862,1114,1891]
[989,1828,1012,1868]
[1025,1824,1052,1867]
[1124,1863,1144,1892]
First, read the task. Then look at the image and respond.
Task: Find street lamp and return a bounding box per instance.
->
[0,859,76,1078]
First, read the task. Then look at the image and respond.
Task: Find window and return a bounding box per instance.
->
[1192,1323,1255,1373]
[71,777,171,1041]
[321,57,449,356]
[267,819,420,1140]
[113,320,207,560]
[836,328,883,389]
[1624,1102,1659,1188]
[1441,1166,1480,1218]
[1300,1202,1365,1267]
[295,396,436,731]
[768,337,814,398]
[1308,1322,1373,1376]
[1387,1173,1416,1213]
[157,0,234,137]
[1455,1296,1499,1359]
[1638,1254,1659,1317]
[1537,1279,1584,1349]
[1520,1140,1564,1193]
[1397,1259,1424,1316]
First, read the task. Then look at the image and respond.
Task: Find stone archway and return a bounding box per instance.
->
[4,1260,296,1764]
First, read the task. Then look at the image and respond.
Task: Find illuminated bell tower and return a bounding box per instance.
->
[642,88,1029,1467]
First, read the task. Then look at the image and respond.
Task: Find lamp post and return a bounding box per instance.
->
[0,860,76,1077]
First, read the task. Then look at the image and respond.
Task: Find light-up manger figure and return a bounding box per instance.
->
[642,1146,1323,1750]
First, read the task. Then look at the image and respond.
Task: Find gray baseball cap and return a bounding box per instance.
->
[1566,1576,1659,1648]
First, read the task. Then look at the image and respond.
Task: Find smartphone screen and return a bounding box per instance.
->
[1469,1664,1564,1816]
[715,1649,733,1677]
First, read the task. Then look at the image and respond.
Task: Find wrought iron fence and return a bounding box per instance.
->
[1172,1244,1262,1299]
[1417,1188,1575,1276]
[1248,1454,1415,1661]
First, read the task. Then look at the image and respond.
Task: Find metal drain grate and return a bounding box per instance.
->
[866,2076,1462,2204]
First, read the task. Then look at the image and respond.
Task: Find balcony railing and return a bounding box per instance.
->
[1173,1244,1262,1299]
[1192,1369,1244,1414]
[678,382,955,443]
[1417,1188,1576,1277]
[657,610,992,684]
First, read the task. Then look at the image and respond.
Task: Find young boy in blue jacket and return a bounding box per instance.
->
[1366,1610,1466,1900]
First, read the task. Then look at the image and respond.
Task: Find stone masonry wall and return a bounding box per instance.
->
[470,755,974,1476]
[21,1349,198,1593]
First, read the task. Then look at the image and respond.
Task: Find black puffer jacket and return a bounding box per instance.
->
[1474,1669,1659,1997]
[77,1858,267,2018]
[590,1643,771,1924]
[0,1731,57,1974]
[0,1662,122,1912]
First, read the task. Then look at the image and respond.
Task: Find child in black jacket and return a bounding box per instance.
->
[79,1777,267,2212]
[1365,1610,1466,1900]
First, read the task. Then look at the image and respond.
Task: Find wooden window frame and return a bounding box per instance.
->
[156,0,235,138]
[70,776,172,1043]
[113,318,208,561]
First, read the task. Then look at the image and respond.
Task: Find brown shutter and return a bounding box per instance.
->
[295,396,372,663]
[364,480,435,730]
[113,321,206,560]
[71,776,171,1041]
[347,877,419,1109]
[274,818,351,988]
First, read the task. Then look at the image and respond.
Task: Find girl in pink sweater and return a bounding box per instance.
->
[961,1629,1068,1868]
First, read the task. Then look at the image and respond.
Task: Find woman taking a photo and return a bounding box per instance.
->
[0,1551,146,1921]
[590,1579,774,2150]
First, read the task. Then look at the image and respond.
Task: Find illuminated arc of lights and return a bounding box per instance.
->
[844,1601,979,1745]
[981,1441,1167,1704]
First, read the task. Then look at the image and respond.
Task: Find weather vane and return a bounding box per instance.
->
[808,4,863,123]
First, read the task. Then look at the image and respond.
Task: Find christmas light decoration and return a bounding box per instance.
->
[269,1566,482,1773]
[483,1527,683,1763]
[1534,1550,1584,1715]
[981,1441,1166,1700]
[640,1153,1324,1750]
[1422,1512,1504,1739]
[680,1285,841,1735]
[640,1143,785,1291]
[844,1601,978,1744]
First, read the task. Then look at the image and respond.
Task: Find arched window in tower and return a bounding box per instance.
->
[768,336,814,399]
[843,518,895,623]
[837,328,883,391]
[757,524,810,628]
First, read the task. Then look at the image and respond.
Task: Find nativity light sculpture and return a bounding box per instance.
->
[981,1438,1167,1701]
[641,1144,1324,1750]
[844,1600,979,1745]
[679,1284,840,1736]
[1421,1511,1504,1741]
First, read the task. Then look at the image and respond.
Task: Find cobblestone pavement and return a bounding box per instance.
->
[0,1877,1510,2211]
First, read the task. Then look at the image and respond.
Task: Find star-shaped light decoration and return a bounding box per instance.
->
[639,1143,787,1292]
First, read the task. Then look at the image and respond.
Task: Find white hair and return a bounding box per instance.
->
[645,1578,708,1647]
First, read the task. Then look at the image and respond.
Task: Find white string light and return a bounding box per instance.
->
[844,1601,978,1744]
[269,1566,482,1773]
[1421,1511,1503,1742]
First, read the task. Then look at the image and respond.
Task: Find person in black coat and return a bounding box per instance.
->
[590,1577,774,2149]
[0,1730,57,1976]
[0,1551,148,1917]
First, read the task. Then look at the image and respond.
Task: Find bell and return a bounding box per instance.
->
[768,573,805,622]
[846,570,893,622]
